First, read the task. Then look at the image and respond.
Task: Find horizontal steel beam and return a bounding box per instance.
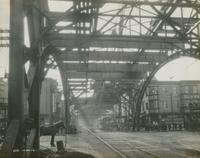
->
[60,50,167,62]
[49,0,200,8]
[66,71,146,80]
[63,63,154,72]
[47,12,199,24]
[46,33,185,49]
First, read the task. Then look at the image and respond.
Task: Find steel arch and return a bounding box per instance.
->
[134,49,200,129]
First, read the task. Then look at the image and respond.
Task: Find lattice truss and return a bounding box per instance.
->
[2,0,200,119]
[43,0,200,96]
[2,0,200,112]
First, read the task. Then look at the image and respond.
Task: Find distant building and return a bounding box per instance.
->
[0,77,64,126]
[108,80,200,131]
[142,80,200,131]
[0,77,8,130]
[180,81,200,130]
[0,77,8,102]
[40,78,64,125]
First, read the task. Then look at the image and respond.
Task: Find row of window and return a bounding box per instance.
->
[149,85,200,95]
[183,85,199,94]
[149,100,168,110]
[148,100,200,113]
[149,86,178,95]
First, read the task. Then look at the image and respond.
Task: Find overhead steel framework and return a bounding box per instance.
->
[1,0,200,156]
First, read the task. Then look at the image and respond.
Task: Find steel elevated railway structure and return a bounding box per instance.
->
[0,0,200,156]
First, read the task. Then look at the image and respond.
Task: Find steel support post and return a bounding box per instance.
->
[8,0,24,149]
[26,0,43,151]
[63,78,71,129]
[28,72,41,151]
[128,90,133,130]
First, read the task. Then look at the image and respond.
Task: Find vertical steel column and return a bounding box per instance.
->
[8,0,24,148]
[28,71,42,150]
[64,77,71,129]
[26,0,42,150]
[128,89,133,130]
[58,69,70,130]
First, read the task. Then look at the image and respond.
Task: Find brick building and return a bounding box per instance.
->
[0,77,8,132]
[142,80,200,131]
[180,81,200,130]
[0,77,64,129]
[40,78,64,125]
[0,77,8,101]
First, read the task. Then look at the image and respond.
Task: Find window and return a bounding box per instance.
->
[162,87,167,94]
[184,100,190,108]
[146,103,149,110]
[193,86,198,94]
[154,101,158,109]
[149,100,158,110]
[173,87,177,95]
[149,86,158,95]
[185,86,189,93]
[149,101,154,109]
[161,100,168,109]
[163,101,168,109]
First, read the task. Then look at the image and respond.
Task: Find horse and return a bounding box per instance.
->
[40,121,65,147]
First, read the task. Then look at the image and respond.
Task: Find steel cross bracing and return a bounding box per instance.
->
[3,0,200,154]
[44,0,200,128]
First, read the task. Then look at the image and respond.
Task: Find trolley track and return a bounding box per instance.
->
[83,126,163,158]
[78,107,164,158]
[40,126,200,158]
[92,131,198,158]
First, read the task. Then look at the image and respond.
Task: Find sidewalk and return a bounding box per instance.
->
[40,134,103,158]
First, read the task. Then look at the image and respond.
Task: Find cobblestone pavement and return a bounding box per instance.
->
[95,131,200,158]
[40,131,200,158]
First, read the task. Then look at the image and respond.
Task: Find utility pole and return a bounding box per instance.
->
[170,93,174,130]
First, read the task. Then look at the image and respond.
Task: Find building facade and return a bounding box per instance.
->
[0,77,8,133]
[180,81,200,130]
[0,77,8,117]
[0,77,8,102]
[143,80,200,131]
[0,77,64,129]
[102,80,200,131]
[40,78,64,125]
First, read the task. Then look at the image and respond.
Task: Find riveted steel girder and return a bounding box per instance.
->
[46,12,200,25]
[66,71,146,80]
[49,0,200,8]
[63,63,154,72]
[60,51,168,62]
[46,33,186,49]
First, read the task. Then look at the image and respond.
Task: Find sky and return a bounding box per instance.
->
[155,57,200,81]
[0,0,200,85]
[0,0,9,77]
